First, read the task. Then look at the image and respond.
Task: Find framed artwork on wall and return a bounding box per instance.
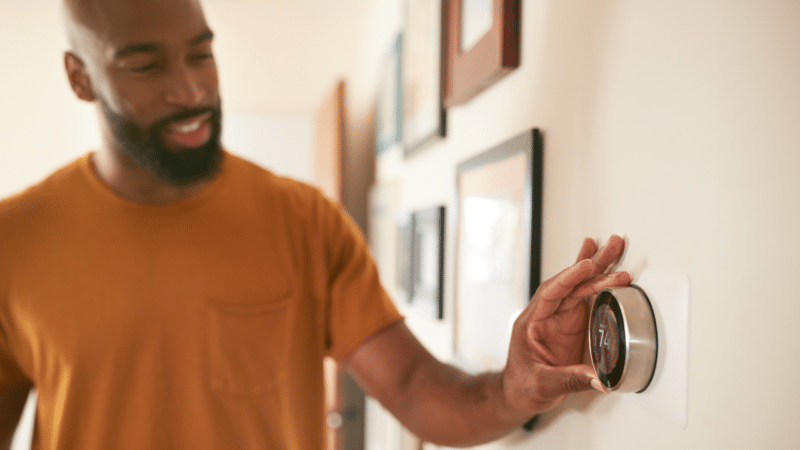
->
[376,34,404,155]
[410,206,446,320]
[444,0,521,107]
[402,0,447,156]
[453,129,543,372]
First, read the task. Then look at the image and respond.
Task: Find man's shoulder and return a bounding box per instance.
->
[223,153,353,236]
[225,152,329,207]
[0,156,87,219]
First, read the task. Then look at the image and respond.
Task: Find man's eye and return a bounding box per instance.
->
[190,53,214,64]
[121,57,162,73]
[130,63,159,73]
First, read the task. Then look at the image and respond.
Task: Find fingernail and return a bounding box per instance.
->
[591,379,607,393]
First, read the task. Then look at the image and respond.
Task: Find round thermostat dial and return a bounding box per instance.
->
[589,285,657,393]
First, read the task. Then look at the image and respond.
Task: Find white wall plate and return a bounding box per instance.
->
[622,269,690,428]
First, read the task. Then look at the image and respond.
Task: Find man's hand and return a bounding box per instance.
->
[502,235,631,414]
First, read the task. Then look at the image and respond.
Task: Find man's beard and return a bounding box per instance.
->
[100,100,224,186]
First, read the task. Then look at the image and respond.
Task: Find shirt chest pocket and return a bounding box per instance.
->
[206,293,292,394]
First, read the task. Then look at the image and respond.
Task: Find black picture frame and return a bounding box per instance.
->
[453,129,543,371]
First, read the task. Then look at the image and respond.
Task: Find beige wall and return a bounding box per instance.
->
[351,0,800,449]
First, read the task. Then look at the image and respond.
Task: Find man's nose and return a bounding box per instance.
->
[163,64,206,106]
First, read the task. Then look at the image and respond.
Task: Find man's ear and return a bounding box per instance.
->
[64,52,96,102]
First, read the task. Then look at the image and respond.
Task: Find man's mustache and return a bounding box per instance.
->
[150,106,220,133]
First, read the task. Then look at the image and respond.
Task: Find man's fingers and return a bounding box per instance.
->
[573,235,626,275]
[570,270,633,300]
[591,235,626,274]
[557,271,632,312]
[532,260,594,319]
[575,237,597,263]
[534,364,603,399]
[529,235,627,320]
[545,260,595,299]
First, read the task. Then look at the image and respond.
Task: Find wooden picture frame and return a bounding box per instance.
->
[453,129,542,371]
[376,34,404,155]
[444,0,521,107]
[410,206,446,320]
[402,0,447,156]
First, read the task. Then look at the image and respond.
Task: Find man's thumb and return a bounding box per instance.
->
[541,364,605,395]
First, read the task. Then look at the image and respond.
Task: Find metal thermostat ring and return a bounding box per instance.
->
[589,285,657,393]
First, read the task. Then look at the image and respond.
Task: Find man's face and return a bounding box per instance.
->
[68,0,224,184]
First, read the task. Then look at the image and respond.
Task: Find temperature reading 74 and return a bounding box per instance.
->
[597,325,609,349]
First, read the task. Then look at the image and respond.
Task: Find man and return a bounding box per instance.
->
[0,0,631,448]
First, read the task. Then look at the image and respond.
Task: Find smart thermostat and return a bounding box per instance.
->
[589,285,658,393]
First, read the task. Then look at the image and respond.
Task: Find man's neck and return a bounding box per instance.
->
[89,147,218,205]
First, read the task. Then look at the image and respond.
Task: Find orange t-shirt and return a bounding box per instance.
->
[0,153,402,449]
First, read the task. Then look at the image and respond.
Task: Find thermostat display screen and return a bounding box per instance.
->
[590,293,627,389]
[592,304,620,374]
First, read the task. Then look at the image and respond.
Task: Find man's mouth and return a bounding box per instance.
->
[162,112,213,149]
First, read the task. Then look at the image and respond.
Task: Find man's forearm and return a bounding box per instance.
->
[347,322,533,447]
[395,360,532,447]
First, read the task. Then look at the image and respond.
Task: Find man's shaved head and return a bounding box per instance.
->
[63,0,207,69]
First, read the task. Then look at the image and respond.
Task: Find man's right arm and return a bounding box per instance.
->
[0,383,30,450]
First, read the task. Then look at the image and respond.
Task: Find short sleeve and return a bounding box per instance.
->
[321,199,403,363]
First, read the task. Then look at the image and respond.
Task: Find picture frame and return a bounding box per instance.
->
[410,206,446,320]
[376,34,404,155]
[444,0,521,107]
[453,129,543,371]
[402,0,447,156]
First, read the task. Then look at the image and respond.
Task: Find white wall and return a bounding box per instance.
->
[0,1,100,199]
[353,0,800,449]
[223,112,314,183]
